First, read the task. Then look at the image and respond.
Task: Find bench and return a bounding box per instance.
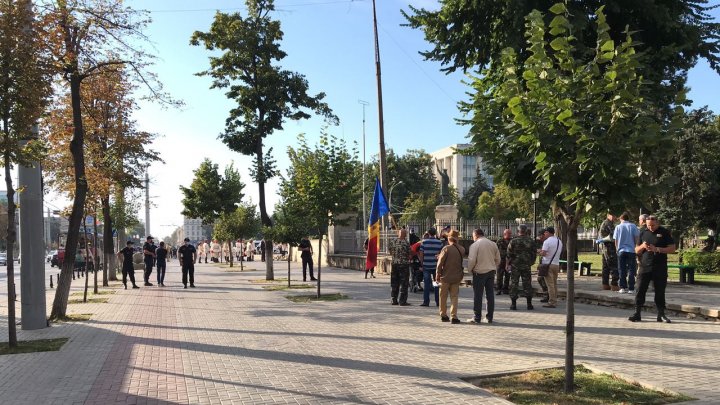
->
[668,264,695,284]
[558,260,592,276]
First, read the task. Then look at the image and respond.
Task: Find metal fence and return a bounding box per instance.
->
[334,218,600,254]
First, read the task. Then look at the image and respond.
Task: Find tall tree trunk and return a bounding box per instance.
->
[287,246,291,288]
[228,240,233,268]
[316,235,323,298]
[93,203,99,294]
[256,142,274,280]
[560,207,582,394]
[83,211,90,302]
[4,151,18,347]
[101,195,114,284]
[50,73,88,320]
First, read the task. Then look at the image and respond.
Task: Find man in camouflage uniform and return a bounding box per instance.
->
[388,228,412,306]
[599,213,619,291]
[507,224,536,310]
[495,229,512,295]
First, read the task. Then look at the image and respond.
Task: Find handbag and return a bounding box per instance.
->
[537,239,559,277]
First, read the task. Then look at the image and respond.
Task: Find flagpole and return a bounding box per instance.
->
[372,0,389,235]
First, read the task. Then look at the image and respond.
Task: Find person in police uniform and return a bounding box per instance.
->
[117,240,139,289]
[629,215,675,323]
[495,229,512,295]
[142,236,157,286]
[507,224,536,310]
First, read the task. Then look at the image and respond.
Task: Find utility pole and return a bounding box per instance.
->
[371,0,389,230]
[19,123,47,330]
[358,99,369,228]
[145,172,150,236]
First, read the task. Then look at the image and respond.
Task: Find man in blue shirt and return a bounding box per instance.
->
[613,211,640,293]
[418,228,443,307]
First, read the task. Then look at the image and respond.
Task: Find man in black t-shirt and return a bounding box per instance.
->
[299,237,316,282]
[116,240,139,289]
[178,237,197,289]
[143,236,157,286]
[629,215,676,323]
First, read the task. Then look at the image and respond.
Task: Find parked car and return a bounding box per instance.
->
[47,250,57,263]
[0,252,6,266]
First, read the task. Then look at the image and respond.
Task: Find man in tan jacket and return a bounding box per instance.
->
[467,228,501,324]
[436,230,465,324]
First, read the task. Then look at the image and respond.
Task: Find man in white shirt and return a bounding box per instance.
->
[538,227,563,308]
[466,228,501,324]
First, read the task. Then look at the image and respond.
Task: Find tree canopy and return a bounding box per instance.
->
[180,159,245,225]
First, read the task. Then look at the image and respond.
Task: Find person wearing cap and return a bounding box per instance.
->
[178,237,197,288]
[436,229,465,323]
[538,227,562,308]
[143,236,157,286]
[507,224,536,310]
[630,215,675,323]
[116,240,139,289]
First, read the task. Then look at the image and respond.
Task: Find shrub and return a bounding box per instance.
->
[680,249,720,274]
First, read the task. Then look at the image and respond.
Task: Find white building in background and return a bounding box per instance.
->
[429,144,493,199]
[182,217,212,243]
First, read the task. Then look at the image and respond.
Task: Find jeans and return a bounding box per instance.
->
[390,264,410,304]
[618,252,637,290]
[156,261,166,284]
[422,269,439,306]
[144,259,154,283]
[472,271,495,321]
[302,256,315,280]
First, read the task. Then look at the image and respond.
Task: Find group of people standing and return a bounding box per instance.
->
[117,236,195,289]
[385,224,564,324]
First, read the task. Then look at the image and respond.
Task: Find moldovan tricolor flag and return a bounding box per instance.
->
[366,178,389,270]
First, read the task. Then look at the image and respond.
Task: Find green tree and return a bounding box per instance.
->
[265,206,307,287]
[180,159,245,225]
[278,132,359,297]
[213,204,260,269]
[460,4,683,391]
[0,0,51,346]
[190,0,337,280]
[656,108,720,246]
[458,169,492,219]
[403,0,719,113]
[474,184,532,220]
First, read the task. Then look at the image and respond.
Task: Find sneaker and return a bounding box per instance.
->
[485,318,493,324]
[451,318,461,324]
[144,282,153,286]
[399,302,412,306]
[627,289,635,294]
[419,303,429,307]
[391,300,399,305]
[467,318,481,324]
[618,288,628,294]
[542,303,556,308]
[441,315,450,322]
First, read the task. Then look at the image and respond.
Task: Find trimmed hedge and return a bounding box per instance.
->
[680,249,720,274]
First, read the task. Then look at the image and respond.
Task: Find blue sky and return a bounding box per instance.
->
[115,0,720,239]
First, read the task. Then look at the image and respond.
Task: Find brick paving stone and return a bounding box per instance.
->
[0,260,718,404]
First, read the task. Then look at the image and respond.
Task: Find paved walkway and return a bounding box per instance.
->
[0,260,718,404]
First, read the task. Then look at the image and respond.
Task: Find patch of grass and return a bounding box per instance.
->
[285,293,348,303]
[0,338,69,355]
[472,365,692,405]
[222,267,257,272]
[262,284,313,291]
[52,314,93,322]
[70,290,116,297]
[68,297,109,304]
[249,277,291,284]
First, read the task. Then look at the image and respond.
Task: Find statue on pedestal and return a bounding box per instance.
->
[436,161,450,204]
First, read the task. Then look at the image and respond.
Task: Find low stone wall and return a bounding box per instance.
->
[327,254,392,275]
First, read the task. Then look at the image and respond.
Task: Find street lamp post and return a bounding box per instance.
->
[389,180,403,229]
[531,191,540,237]
[358,100,369,228]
